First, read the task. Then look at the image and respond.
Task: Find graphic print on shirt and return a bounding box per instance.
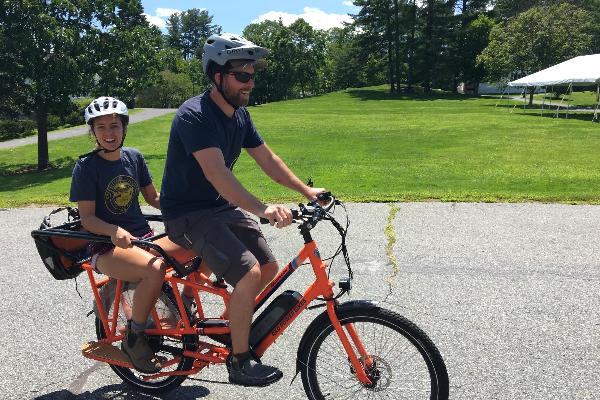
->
[105,175,138,214]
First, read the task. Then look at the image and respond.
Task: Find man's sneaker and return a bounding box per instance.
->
[121,321,162,374]
[226,352,283,387]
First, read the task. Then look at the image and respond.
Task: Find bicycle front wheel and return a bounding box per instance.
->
[298,306,449,400]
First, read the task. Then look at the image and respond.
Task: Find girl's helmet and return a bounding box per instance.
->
[201,33,270,75]
[84,97,128,125]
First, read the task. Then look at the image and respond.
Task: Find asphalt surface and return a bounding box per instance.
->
[1,202,599,399]
[0,109,177,149]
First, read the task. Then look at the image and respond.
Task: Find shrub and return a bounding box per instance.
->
[64,109,84,126]
[0,119,37,141]
[137,70,196,108]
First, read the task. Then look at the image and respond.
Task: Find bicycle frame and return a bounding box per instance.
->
[87,230,374,385]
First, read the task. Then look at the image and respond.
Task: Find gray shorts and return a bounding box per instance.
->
[164,205,276,286]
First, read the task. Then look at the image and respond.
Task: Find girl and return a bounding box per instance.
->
[70,97,187,373]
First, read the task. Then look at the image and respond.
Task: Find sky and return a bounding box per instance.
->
[140,0,361,33]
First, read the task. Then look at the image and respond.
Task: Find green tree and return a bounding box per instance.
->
[352,0,401,92]
[137,70,194,108]
[478,3,595,82]
[92,0,163,107]
[243,20,296,103]
[166,9,221,60]
[492,0,599,20]
[415,0,458,93]
[158,47,187,73]
[458,14,495,93]
[0,0,97,170]
[288,19,325,97]
[322,27,364,91]
[453,1,494,92]
[184,58,210,95]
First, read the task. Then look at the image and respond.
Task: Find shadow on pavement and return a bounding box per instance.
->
[34,384,211,399]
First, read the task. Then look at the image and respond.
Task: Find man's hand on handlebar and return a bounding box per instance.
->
[262,205,294,228]
[305,187,328,204]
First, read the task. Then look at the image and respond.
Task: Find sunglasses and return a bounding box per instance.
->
[227,71,255,83]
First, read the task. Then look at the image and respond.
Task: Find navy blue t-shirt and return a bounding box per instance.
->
[70,147,152,237]
[160,91,264,219]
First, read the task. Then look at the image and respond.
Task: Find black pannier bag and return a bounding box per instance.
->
[32,207,90,280]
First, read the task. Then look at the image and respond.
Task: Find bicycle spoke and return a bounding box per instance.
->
[301,312,443,400]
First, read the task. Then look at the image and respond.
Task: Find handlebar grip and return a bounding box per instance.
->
[259,209,300,225]
[317,191,332,201]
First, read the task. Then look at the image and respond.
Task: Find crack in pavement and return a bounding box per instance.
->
[383,203,400,303]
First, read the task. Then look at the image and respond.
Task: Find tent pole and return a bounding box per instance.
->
[555,83,571,118]
[540,86,546,117]
[496,85,507,107]
[511,87,525,114]
[566,82,573,119]
[593,84,599,123]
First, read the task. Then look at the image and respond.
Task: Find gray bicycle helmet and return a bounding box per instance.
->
[84,96,128,125]
[202,33,270,75]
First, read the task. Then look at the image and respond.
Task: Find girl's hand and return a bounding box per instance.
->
[111,226,135,249]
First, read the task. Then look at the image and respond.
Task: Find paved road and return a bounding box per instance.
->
[1,203,599,399]
[0,108,177,150]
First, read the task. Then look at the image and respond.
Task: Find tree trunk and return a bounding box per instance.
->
[386,2,396,93]
[423,0,435,93]
[35,104,49,171]
[407,0,416,91]
[528,88,534,106]
[393,0,401,93]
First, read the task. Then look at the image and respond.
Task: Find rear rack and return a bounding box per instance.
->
[31,214,192,277]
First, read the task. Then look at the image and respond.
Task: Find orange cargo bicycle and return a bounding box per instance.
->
[31,195,449,399]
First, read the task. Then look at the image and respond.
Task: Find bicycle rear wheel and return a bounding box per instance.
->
[298,306,449,400]
[95,282,197,394]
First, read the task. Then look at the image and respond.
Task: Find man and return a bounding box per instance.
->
[160,33,325,387]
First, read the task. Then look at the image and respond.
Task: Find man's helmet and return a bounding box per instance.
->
[202,33,270,75]
[84,97,128,125]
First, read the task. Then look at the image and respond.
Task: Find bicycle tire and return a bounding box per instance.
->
[95,283,198,394]
[297,306,449,400]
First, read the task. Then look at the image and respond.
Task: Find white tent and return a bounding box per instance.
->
[508,54,600,87]
[507,54,600,121]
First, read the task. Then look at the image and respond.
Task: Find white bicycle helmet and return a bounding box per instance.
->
[202,33,270,74]
[84,96,128,125]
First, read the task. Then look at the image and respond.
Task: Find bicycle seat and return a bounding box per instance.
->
[151,237,198,265]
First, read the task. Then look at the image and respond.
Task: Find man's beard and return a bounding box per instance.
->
[222,83,250,107]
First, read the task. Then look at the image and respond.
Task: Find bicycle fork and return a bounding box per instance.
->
[305,243,374,386]
[326,301,374,386]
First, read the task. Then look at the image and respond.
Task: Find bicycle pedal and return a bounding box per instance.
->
[81,341,132,368]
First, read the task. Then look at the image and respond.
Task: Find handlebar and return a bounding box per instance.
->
[259,192,335,226]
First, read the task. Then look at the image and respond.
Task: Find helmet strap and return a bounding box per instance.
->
[216,73,240,111]
[88,127,126,155]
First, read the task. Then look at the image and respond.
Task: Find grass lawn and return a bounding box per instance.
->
[531,90,599,108]
[2,85,600,207]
